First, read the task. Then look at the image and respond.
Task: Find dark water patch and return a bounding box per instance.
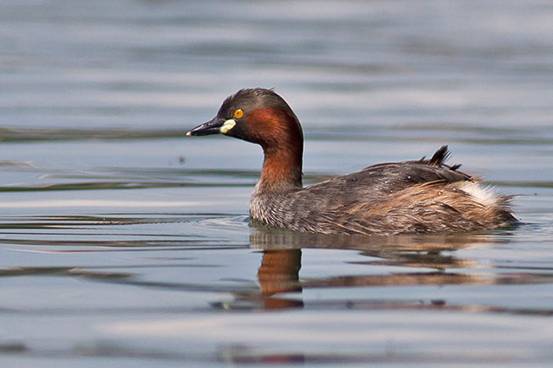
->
[0,266,131,280]
[303,271,553,289]
[0,263,223,279]
[3,298,552,319]
[396,123,530,134]
[0,128,183,142]
[0,238,245,249]
[0,181,251,192]
[213,298,553,317]
[0,305,216,317]
[1,126,551,147]
[94,167,264,179]
[38,169,330,190]
[0,176,548,195]
[0,160,35,168]
[0,231,206,238]
[0,347,543,366]
[0,342,27,353]
[101,277,257,295]
[490,180,553,189]
[307,130,553,146]
[0,213,245,228]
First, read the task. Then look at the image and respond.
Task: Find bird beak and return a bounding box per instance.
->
[186,116,226,136]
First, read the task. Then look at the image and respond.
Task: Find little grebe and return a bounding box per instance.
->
[187,88,516,235]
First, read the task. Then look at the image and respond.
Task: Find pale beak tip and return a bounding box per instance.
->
[185,131,192,137]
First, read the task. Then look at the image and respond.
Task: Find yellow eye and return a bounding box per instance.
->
[233,108,244,119]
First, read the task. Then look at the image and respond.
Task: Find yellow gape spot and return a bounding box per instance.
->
[220,119,236,134]
[233,109,244,119]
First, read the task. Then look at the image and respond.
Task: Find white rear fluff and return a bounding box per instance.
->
[459,181,499,207]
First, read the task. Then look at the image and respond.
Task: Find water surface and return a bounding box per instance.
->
[1,1,553,366]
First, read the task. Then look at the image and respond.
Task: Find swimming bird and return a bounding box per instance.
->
[186,88,516,235]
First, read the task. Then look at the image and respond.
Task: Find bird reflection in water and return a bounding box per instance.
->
[229,227,508,311]
[257,249,303,309]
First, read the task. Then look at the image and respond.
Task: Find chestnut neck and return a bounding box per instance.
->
[246,106,304,193]
[258,142,303,193]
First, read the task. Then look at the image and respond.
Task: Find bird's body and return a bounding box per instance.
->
[250,146,515,235]
[187,88,516,236]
